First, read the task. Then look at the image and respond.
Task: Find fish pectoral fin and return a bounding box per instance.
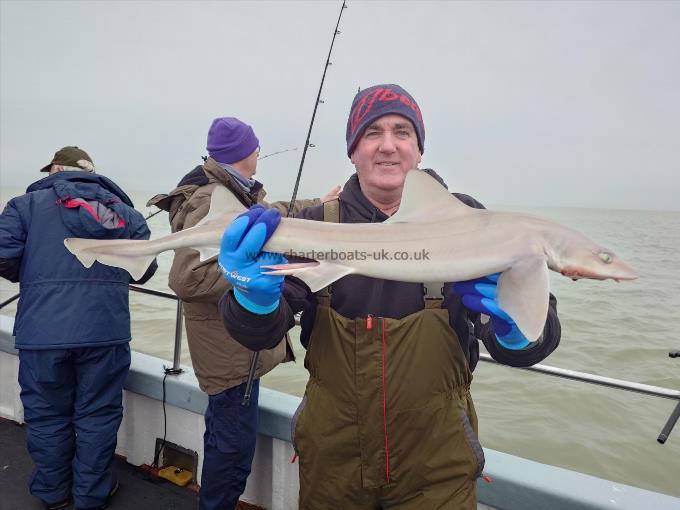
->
[497,256,550,342]
[198,247,220,261]
[262,261,352,292]
[262,262,320,274]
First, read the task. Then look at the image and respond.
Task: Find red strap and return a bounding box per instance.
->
[58,197,126,228]
[381,318,390,483]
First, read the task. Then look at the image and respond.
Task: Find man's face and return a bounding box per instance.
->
[350,114,422,194]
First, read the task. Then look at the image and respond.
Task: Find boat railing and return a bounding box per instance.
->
[3,286,679,442]
[128,285,184,375]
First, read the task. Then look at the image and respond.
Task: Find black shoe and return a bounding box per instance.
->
[74,479,119,510]
[44,498,71,510]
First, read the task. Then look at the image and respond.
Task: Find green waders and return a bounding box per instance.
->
[292,296,485,510]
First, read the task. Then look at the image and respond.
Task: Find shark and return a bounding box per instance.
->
[63,170,638,341]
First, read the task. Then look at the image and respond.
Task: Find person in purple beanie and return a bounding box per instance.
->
[147,117,339,510]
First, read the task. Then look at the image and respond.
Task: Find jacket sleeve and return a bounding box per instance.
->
[168,189,229,303]
[266,199,320,216]
[476,293,561,367]
[0,199,26,282]
[219,275,312,350]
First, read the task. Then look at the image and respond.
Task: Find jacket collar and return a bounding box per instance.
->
[338,168,449,224]
[338,173,388,223]
[26,171,134,207]
[202,157,265,204]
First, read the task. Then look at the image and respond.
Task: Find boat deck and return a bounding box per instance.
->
[0,417,260,510]
[0,417,198,510]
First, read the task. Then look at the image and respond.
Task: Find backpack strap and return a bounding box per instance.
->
[323,198,340,223]
[317,199,340,298]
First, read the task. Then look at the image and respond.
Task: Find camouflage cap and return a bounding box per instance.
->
[40,146,95,172]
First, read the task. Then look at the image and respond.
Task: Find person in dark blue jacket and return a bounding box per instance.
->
[0,146,157,510]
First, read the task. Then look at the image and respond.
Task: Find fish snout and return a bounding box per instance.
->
[611,260,639,281]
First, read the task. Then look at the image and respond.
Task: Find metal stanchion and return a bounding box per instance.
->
[128,285,183,376]
[166,300,184,375]
[658,351,680,444]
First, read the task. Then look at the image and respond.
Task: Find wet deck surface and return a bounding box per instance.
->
[1,417,200,510]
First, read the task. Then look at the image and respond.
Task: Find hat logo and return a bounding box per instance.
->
[349,87,423,135]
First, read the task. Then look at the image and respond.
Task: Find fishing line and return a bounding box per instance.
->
[258,147,298,161]
[242,0,348,406]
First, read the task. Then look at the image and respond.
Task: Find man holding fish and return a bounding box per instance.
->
[217,84,563,509]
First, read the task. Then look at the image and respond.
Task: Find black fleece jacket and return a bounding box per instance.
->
[219,171,561,370]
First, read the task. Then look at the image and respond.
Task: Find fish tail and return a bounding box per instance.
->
[63,238,155,281]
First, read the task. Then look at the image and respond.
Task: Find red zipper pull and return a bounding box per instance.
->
[367,314,373,330]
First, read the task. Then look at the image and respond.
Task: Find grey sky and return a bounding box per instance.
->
[1,0,678,210]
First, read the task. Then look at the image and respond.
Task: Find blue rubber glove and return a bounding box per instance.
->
[452,273,531,350]
[218,205,287,314]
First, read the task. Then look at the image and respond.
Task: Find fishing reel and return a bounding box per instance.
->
[657,350,680,444]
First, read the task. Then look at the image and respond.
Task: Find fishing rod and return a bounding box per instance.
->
[285,1,347,216]
[145,209,163,220]
[0,293,20,310]
[242,0,348,407]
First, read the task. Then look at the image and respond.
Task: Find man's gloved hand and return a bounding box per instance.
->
[452,273,531,350]
[218,205,286,314]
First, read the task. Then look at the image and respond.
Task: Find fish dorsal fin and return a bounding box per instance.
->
[384,169,473,224]
[196,186,247,228]
[198,247,220,262]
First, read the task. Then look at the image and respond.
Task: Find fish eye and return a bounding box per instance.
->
[599,252,613,264]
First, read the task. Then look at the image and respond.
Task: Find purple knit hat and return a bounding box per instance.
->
[206,117,259,164]
[346,84,425,157]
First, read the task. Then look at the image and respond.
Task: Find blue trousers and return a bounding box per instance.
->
[200,379,259,510]
[18,344,130,508]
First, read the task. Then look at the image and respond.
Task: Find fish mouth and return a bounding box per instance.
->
[560,265,639,282]
[560,267,606,280]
